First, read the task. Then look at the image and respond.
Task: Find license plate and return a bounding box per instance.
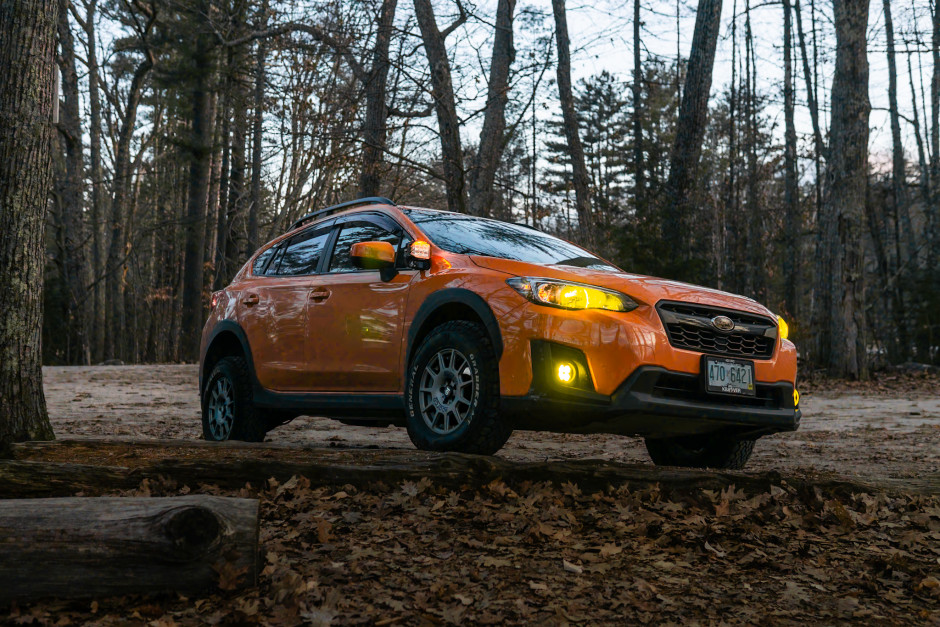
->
[704,357,755,396]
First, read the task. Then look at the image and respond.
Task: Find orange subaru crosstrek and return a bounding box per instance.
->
[200,197,800,469]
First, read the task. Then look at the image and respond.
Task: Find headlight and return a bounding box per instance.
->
[506,277,638,312]
[777,316,789,340]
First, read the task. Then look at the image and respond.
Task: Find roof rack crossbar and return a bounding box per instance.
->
[288,197,396,232]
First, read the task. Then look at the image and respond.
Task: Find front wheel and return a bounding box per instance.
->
[644,435,755,469]
[405,320,512,455]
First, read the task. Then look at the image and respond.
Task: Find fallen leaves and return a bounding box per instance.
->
[6,471,940,625]
[562,559,583,574]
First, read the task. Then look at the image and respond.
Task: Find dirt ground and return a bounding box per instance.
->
[42,365,939,490]
[3,366,937,625]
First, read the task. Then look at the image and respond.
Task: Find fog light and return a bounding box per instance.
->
[557,362,575,384]
[793,389,800,407]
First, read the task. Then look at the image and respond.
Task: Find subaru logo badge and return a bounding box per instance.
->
[711,315,735,332]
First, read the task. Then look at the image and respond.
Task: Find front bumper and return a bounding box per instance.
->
[501,365,801,438]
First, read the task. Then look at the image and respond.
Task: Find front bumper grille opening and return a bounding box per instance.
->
[652,373,782,409]
[657,302,777,360]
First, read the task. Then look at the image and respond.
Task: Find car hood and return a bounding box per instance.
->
[470,256,775,318]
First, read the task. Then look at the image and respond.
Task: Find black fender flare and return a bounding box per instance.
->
[406,288,504,370]
[199,320,256,393]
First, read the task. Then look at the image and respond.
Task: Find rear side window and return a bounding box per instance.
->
[328,221,402,273]
[274,227,331,276]
[251,247,275,275]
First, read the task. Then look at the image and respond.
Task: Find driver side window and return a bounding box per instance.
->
[328,221,402,273]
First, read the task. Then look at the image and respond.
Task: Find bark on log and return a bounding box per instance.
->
[3,439,931,499]
[0,496,259,603]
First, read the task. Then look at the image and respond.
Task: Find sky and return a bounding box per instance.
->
[560,0,936,168]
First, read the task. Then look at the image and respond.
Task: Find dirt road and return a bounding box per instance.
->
[42,365,939,489]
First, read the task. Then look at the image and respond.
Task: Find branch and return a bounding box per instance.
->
[440,0,467,40]
[218,22,367,82]
[387,104,434,118]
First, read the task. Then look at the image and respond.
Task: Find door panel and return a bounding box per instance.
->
[304,216,415,392]
[306,271,415,391]
[238,224,332,391]
[239,277,314,391]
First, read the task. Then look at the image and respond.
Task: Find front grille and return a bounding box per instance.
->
[657,301,777,359]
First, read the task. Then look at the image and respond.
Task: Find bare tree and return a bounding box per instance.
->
[662,0,723,263]
[0,0,58,445]
[360,0,399,197]
[551,0,594,247]
[782,0,799,318]
[181,0,217,361]
[414,0,468,213]
[632,0,646,220]
[55,0,89,364]
[467,0,516,217]
[822,0,870,379]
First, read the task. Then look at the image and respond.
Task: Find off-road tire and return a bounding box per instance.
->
[202,356,267,442]
[644,435,755,469]
[405,320,511,455]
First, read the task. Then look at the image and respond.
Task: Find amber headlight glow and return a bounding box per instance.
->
[506,277,637,312]
[777,315,789,341]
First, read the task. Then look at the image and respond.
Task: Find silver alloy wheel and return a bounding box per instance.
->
[207,377,235,440]
[418,348,475,435]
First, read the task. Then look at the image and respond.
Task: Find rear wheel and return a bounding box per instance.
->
[644,435,755,469]
[202,356,267,442]
[405,321,511,455]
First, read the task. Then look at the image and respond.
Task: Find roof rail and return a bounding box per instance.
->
[288,197,396,232]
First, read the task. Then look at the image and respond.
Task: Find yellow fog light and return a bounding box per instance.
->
[793,389,800,407]
[556,362,575,384]
[777,316,789,341]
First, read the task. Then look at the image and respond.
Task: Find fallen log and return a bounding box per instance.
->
[0,496,259,603]
[4,439,930,499]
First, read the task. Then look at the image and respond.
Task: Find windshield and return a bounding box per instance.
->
[401,208,618,271]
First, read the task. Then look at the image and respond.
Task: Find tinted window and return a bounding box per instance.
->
[401,209,617,270]
[328,221,402,273]
[275,227,331,276]
[251,247,275,275]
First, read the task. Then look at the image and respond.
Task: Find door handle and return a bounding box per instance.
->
[309,288,331,303]
[243,293,259,306]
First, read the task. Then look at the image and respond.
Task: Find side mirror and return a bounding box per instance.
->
[350,241,396,270]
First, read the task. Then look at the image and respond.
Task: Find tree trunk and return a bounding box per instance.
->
[359,0,399,198]
[181,19,215,361]
[56,0,89,365]
[824,0,870,379]
[662,0,723,264]
[802,0,831,366]
[0,0,58,446]
[782,0,799,319]
[104,55,153,361]
[247,1,269,254]
[413,0,468,214]
[79,0,106,364]
[744,2,763,300]
[882,0,912,359]
[467,0,516,217]
[931,0,940,264]
[0,496,259,602]
[551,0,594,248]
[632,0,646,222]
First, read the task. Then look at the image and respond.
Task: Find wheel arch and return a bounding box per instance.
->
[200,321,255,394]
[406,288,504,372]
